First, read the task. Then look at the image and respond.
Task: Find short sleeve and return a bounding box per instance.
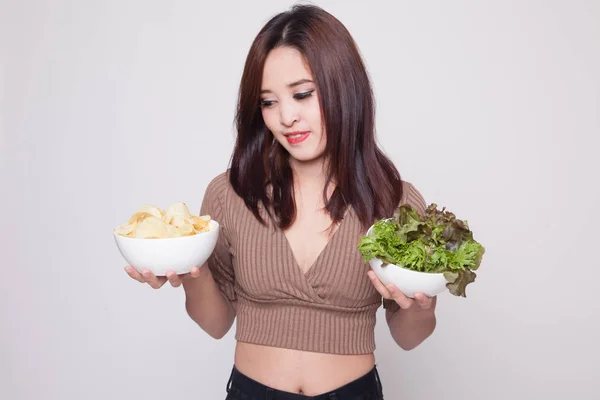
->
[382,181,427,313]
[200,173,237,305]
[400,181,427,217]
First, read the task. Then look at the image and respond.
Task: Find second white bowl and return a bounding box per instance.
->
[366,224,448,298]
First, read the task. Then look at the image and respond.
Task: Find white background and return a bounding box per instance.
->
[1,0,599,399]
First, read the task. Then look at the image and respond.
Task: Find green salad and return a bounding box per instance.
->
[358,203,485,297]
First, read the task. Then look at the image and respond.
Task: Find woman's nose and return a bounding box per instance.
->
[279,100,299,127]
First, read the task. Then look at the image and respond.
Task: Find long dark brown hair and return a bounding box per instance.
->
[229,4,403,231]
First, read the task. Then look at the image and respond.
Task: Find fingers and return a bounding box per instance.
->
[125,266,144,283]
[367,270,413,309]
[386,284,414,309]
[368,270,439,310]
[166,267,201,287]
[367,270,436,310]
[166,270,182,287]
[367,270,391,298]
[125,266,201,289]
[140,269,167,289]
[414,292,434,310]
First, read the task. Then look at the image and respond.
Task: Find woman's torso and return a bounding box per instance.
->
[207,171,398,394]
[234,192,375,395]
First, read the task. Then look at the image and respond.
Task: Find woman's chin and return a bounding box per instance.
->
[287,150,326,165]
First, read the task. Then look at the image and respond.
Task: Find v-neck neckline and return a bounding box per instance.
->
[279,207,352,277]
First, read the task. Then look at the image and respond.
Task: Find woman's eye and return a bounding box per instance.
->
[294,90,314,100]
[261,90,313,108]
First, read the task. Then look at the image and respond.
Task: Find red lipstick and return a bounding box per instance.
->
[284,131,310,144]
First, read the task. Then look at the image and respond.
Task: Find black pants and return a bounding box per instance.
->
[224,365,384,400]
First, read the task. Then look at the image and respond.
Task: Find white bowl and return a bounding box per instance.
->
[113,220,219,276]
[366,224,448,298]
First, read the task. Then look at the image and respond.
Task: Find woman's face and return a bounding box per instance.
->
[260,46,326,165]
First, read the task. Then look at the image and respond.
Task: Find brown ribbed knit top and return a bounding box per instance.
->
[199,171,426,355]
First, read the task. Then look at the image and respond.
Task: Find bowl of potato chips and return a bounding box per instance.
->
[113,202,219,276]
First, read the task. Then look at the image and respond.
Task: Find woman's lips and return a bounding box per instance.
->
[284,131,310,144]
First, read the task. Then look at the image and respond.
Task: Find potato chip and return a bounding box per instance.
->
[127,212,154,226]
[114,202,212,238]
[191,215,211,232]
[114,223,136,237]
[137,204,164,219]
[173,223,196,237]
[135,216,184,239]
[164,202,191,222]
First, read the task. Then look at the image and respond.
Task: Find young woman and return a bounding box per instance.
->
[125,5,436,399]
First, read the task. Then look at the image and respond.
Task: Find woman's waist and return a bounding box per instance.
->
[234,299,379,354]
[234,341,376,396]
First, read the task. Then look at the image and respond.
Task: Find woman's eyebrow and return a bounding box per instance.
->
[260,79,314,95]
[288,78,313,87]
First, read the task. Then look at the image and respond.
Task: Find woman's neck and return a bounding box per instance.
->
[289,156,337,208]
[289,157,328,189]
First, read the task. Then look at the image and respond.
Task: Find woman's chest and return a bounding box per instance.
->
[228,209,379,307]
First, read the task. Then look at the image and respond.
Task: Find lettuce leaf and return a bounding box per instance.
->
[358,203,485,297]
[444,269,477,297]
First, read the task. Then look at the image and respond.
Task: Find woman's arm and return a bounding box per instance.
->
[381,180,436,349]
[182,264,236,339]
[368,270,437,350]
[187,173,237,339]
[385,293,437,350]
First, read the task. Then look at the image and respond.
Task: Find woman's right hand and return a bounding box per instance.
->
[124,266,202,289]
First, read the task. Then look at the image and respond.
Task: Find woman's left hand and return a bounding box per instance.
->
[367,270,434,310]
